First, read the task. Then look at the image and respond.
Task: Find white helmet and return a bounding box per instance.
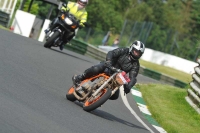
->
[77,0,88,6]
[129,40,145,60]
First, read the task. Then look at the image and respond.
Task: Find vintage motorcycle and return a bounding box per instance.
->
[66,65,130,112]
[44,9,80,48]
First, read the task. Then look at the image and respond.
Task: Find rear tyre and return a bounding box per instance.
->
[44,31,60,48]
[66,86,76,102]
[83,88,111,112]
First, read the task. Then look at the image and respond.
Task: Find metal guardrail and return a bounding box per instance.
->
[185,59,200,114]
[0,10,10,27]
[66,39,188,88]
[65,39,106,61]
[139,66,188,88]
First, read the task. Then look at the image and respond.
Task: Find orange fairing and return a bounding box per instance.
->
[71,25,77,29]
[80,73,109,85]
[61,14,65,20]
[88,73,110,80]
[68,87,75,94]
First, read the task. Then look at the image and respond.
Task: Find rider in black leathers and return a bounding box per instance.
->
[72,40,145,100]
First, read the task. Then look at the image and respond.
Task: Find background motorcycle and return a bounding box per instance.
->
[66,64,131,112]
[44,9,80,48]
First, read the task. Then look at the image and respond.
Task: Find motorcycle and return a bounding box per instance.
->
[66,65,131,112]
[44,9,80,48]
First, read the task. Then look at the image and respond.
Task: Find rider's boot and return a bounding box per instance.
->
[44,28,50,34]
[59,43,64,51]
[72,74,85,86]
[72,66,98,86]
[59,41,68,51]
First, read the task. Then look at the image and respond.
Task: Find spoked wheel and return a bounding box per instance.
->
[83,88,111,112]
[44,31,60,48]
[66,86,76,102]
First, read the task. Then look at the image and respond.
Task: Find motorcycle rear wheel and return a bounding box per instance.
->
[66,86,76,101]
[83,88,111,112]
[44,31,60,48]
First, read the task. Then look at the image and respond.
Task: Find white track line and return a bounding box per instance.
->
[120,86,155,133]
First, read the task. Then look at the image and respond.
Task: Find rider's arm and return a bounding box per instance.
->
[79,12,87,27]
[124,61,140,91]
[61,6,67,11]
[61,1,71,11]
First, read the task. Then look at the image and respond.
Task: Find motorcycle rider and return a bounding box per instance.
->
[45,0,88,50]
[72,40,145,100]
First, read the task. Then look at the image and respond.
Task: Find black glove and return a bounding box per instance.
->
[124,84,130,94]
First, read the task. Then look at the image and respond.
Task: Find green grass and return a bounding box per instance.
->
[136,84,200,133]
[136,59,199,132]
[140,59,192,83]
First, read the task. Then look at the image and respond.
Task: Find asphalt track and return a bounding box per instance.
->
[0,29,160,133]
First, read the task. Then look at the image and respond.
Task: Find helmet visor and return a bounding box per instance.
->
[132,49,142,58]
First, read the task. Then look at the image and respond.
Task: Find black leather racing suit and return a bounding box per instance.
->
[82,48,140,99]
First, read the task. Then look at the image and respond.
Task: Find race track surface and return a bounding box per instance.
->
[0,29,160,133]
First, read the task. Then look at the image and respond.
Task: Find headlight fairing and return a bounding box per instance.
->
[64,17,73,25]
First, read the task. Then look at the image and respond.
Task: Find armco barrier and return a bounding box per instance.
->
[143,68,162,80]
[0,11,9,27]
[185,59,200,114]
[65,39,106,61]
[66,39,188,88]
[139,66,188,88]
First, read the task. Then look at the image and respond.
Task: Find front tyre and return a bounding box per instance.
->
[83,88,111,112]
[44,31,60,48]
[66,86,76,102]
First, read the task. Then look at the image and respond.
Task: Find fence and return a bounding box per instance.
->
[75,21,153,48]
[185,59,200,114]
[65,39,188,88]
[0,10,9,27]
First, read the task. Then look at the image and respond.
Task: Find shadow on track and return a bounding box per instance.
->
[91,109,148,131]
[73,101,148,131]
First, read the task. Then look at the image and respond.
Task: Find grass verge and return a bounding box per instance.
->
[136,84,200,133]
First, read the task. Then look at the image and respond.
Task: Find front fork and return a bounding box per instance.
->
[47,28,64,46]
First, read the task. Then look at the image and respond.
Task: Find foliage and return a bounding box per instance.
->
[86,0,131,33]
[20,0,200,61]
[24,0,39,14]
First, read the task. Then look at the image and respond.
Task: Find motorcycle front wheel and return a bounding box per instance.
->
[83,88,111,112]
[44,31,60,48]
[66,86,77,102]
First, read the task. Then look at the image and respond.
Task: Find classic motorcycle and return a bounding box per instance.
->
[44,9,80,48]
[66,65,130,112]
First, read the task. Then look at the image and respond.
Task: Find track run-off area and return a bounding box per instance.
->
[0,29,162,133]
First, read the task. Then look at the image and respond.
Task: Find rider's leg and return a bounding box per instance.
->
[59,31,75,50]
[72,62,106,86]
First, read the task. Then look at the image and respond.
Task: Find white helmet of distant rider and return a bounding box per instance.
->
[129,40,145,60]
[77,0,88,8]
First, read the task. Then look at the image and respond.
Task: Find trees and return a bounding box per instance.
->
[19,0,200,61]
